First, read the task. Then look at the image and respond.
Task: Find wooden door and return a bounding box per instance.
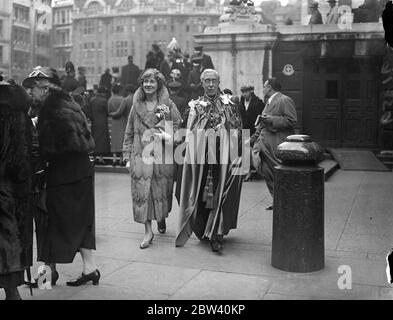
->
[303,57,380,148]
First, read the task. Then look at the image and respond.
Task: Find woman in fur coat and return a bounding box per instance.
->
[0,76,33,300]
[22,67,100,288]
[123,69,181,249]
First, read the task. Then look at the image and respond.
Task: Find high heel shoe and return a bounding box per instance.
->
[66,269,101,287]
[140,233,154,249]
[24,270,59,289]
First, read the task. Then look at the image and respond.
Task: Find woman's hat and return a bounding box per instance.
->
[22,66,61,88]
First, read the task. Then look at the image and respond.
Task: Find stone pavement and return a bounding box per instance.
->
[3,169,393,300]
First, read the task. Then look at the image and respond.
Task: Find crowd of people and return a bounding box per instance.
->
[308,0,383,25]
[0,40,299,299]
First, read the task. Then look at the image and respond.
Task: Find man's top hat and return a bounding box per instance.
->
[327,0,336,3]
[191,53,203,63]
[194,45,203,52]
[22,66,61,88]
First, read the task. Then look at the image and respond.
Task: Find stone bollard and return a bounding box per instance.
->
[271,134,325,273]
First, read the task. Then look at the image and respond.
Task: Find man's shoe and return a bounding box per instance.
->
[157,220,166,234]
[266,205,273,210]
[210,240,223,253]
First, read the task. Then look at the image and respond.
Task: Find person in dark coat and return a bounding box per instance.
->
[308,1,323,25]
[187,54,204,100]
[77,67,87,90]
[120,56,141,88]
[99,69,113,99]
[85,87,111,164]
[108,83,126,166]
[353,0,380,23]
[61,62,79,93]
[168,80,188,122]
[22,66,100,288]
[0,75,33,300]
[194,46,214,71]
[239,85,265,181]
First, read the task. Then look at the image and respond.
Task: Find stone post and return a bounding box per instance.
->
[271,134,325,273]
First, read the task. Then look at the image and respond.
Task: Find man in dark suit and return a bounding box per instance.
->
[250,78,297,210]
[308,1,323,25]
[120,56,141,88]
[239,85,264,181]
[194,46,214,71]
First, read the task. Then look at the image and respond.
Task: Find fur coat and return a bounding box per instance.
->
[37,89,95,159]
[0,84,33,276]
[123,86,182,223]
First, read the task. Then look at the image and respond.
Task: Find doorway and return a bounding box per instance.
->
[303,57,381,148]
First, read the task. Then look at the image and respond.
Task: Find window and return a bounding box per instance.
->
[114,41,128,57]
[186,25,190,32]
[131,18,136,33]
[83,20,95,35]
[114,18,127,33]
[0,20,3,38]
[326,80,338,99]
[196,0,205,6]
[13,5,29,24]
[0,46,3,64]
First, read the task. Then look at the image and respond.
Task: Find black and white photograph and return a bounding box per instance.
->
[1,0,393,305]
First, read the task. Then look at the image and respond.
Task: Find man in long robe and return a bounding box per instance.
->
[175,69,244,253]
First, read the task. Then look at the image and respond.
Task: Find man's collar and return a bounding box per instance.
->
[268,92,279,105]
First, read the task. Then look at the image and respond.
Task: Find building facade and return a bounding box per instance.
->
[71,0,223,87]
[196,4,389,149]
[0,0,52,83]
[52,0,74,72]
[0,1,12,78]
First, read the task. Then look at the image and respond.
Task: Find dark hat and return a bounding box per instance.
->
[167,81,182,90]
[194,45,203,52]
[308,1,319,7]
[65,61,75,73]
[327,0,336,2]
[22,66,61,88]
[240,84,254,92]
[191,53,203,62]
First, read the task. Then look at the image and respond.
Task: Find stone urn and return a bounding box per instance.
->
[276,134,324,165]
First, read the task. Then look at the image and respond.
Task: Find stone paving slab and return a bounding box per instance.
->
[2,169,393,300]
[169,270,270,300]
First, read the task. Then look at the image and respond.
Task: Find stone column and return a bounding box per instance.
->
[271,134,325,273]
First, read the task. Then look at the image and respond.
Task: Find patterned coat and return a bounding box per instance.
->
[0,84,33,276]
[123,87,182,223]
[175,93,244,246]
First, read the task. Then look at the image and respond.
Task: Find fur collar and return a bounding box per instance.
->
[132,86,172,128]
[0,84,31,112]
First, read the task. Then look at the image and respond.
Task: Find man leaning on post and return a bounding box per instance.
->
[250,78,297,210]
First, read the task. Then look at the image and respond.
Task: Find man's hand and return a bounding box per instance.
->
[261,115,273,126]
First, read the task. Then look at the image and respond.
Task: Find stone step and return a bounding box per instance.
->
[318,159,339,181]
[95,165,129,174]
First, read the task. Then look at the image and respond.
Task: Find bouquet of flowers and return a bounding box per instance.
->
[155,104,170,120]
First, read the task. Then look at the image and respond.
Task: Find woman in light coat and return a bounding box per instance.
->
[123,69,181,248]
